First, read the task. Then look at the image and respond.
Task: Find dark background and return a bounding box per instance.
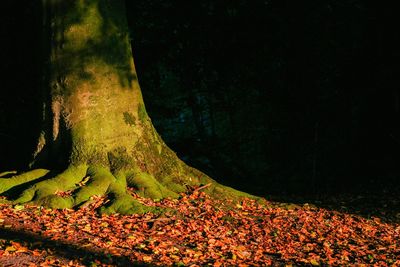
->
[1,1,399,202]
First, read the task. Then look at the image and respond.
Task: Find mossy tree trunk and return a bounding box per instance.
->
[0,0,255,214]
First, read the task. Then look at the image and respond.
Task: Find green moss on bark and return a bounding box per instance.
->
[123,112,136,126]
[74,166,115,206]
[0,169,50,194]
[138,103,147,122]
[127,171,178,200]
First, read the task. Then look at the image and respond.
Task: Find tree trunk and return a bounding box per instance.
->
[0,0,254,214]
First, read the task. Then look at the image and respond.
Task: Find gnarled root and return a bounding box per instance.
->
[1,165,187,214]
[0,171,18,178]
[1,164,262,214]
[0,169,50,195]
[13,165,88,209]
[0,165,157,214]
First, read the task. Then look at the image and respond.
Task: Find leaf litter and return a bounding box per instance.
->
[0,188,399,266]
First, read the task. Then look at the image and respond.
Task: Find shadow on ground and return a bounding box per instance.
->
[0,227,149,266]
[265,192,400,225]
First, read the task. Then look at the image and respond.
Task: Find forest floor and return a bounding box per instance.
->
[0,188,399,267]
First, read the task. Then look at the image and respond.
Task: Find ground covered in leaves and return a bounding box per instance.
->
[1,189,399,266]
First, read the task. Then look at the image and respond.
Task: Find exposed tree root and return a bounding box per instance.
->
[1,163,261,214]
[0,171,17,178]
[13,165,87,209]
[0,169,50,195]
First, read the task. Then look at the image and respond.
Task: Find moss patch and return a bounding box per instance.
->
[123,111,136,126]
[138,103,147,122]
[0,169,50,195]
[128,172,178,200]
[74,166,115,206]
[99,194,158,215]
[107,147,134,171]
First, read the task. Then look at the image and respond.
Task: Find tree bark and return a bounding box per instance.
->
[0,0,255,214]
